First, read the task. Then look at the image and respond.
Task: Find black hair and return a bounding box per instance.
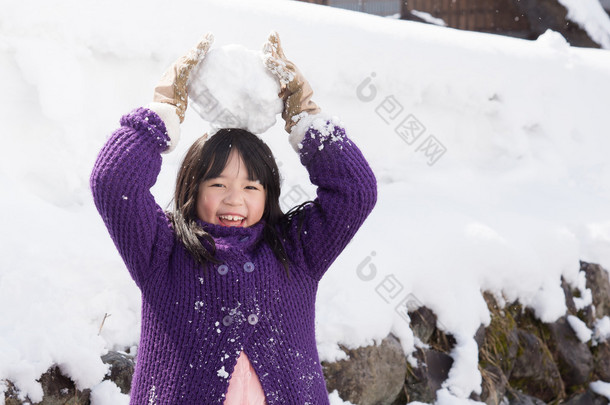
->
[169,128,291,277]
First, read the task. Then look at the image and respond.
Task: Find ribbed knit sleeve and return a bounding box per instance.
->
[90,107,175,288]
[285,115,377,281]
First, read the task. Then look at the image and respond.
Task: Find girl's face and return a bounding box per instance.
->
[196,150,266,227]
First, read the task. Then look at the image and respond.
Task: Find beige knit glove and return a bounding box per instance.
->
[262,31,321,133]
[152,33,214,123]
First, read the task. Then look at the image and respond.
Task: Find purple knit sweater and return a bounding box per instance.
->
[90,107,377,404]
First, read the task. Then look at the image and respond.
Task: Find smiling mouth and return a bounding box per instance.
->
[218,214,246,227]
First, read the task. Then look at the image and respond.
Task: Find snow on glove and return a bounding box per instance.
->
[152,32,214,123]
[262,31,321,134]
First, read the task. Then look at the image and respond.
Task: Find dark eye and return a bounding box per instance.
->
[245,185,260,190]
[210,183,224,188]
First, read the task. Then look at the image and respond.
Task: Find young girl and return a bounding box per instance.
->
[91,31,377,405]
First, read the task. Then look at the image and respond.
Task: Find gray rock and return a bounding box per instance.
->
[101,351,135,394]
[3,380,22,405]
[3,351,134,405]
[323,333,407,405]
[563,389,610,405]
[593,341,610,382]
[404,347,453,403]
[509,330,564,402]
[561,277,578,315]
[409,306,438,345]
[480,365,509,405]
[474,324,486,349]
[506,389,547,405]
[546,316,593,387]
[3,367,91,405]
[582,261,610,319]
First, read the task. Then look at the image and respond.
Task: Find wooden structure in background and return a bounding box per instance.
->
[403,0,529,34]
[297,0,600,48]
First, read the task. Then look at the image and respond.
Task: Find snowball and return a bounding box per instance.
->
[187,44,284,134]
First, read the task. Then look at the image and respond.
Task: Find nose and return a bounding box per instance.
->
[223,188,243,206]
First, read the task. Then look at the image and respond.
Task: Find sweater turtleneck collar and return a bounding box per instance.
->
[196,219,266,251]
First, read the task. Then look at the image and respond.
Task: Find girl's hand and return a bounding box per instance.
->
[153,33,215,123]
[262,31,321,133]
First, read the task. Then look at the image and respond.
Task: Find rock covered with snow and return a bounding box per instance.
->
[323,334,406,404]
[558,0,610,49]
[89,380,130,405]
[187,44,283,134]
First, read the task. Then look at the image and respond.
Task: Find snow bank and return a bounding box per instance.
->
[1,0,610,403]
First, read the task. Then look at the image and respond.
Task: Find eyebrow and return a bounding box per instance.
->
[206,175,261,183]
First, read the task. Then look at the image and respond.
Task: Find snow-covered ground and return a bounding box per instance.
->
[1,0,610,404]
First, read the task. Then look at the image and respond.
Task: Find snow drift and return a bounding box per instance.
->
[1,0,610,403]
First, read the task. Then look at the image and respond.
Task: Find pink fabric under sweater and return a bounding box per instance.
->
[223,351,267,405]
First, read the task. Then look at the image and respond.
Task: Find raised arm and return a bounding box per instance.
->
[90,34,214,287]
[90,108,175,287]
[263,32,377,281]
[289,116,377,281]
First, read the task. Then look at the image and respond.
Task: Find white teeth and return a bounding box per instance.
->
[219,215,244,221]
